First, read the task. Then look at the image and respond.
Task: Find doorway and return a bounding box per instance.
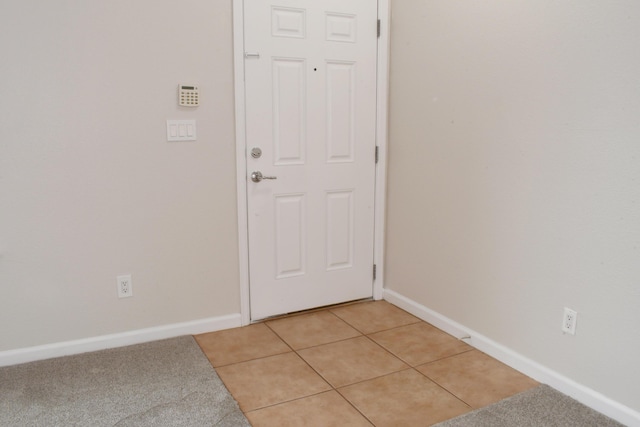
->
[233,0,389,323]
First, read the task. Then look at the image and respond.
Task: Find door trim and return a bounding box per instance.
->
[233,0,390,325]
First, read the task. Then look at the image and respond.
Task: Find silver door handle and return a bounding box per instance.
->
[251,171,277,183]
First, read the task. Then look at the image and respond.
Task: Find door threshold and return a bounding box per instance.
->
[251,298,374,324]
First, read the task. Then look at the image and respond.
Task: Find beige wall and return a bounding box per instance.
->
[0,1,239,350]
[386,0,640,412]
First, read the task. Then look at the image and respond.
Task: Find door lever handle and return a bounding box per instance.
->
[251,171,277,183]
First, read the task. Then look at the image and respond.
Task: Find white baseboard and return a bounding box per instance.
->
[383,288,640,427]
[0,313,242,368]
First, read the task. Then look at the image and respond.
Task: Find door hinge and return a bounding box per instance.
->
[373,264,377,280]
[377,19,381,38]
[375,146,379,164]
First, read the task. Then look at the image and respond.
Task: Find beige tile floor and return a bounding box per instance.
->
[195,301,538,426]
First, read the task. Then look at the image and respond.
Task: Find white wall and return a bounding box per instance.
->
[0,1,239,351]
[386,0,640,414]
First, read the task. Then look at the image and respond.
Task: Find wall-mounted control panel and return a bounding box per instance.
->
[178,84,199,107]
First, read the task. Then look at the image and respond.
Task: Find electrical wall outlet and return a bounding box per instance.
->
[562,307,577,335]
[117,275,133,298]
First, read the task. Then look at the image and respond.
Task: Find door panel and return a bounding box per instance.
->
[326,61,356,162]
[273,58,306,165]
[245,0,378,320]
[326,190,354,270]
[274,193,306,278]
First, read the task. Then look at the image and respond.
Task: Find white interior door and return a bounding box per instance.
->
[244,0,378,320]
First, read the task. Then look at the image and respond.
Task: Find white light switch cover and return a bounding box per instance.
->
[167,120,196,141]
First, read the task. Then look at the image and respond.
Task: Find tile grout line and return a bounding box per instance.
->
[411,364,475,410]
[414,347,476,368]
[333,387,379,426]
[242,389,334,416]
[204,348,294,369]
[329,311,423,336]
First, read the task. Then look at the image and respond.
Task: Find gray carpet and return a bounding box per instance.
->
[0,336,250,426]
[434,384,624,427]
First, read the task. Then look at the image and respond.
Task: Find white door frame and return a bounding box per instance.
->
[233,0,390,325]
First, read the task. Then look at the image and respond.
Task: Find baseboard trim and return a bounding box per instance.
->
[0,313,242,368]
[383,288,640,427]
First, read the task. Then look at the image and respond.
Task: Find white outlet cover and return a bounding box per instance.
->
[562,307,577,335]
[117,274,133,298]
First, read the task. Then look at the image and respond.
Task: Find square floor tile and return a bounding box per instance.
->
[266,310,361,350]
[216,352,331,412]
[369,322,473,366]
[194,323,290,367]
[331,301,420,334]
[417,349,539,408]
[298,336,408,388]
[246,391,373,427]
[339,369,471,427]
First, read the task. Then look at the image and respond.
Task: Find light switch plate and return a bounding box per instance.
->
[167,120,196,141]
